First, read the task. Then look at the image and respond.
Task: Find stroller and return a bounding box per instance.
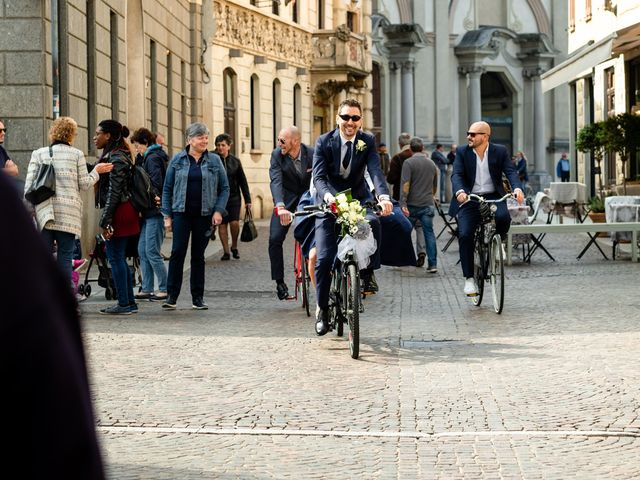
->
[78,234,141,300]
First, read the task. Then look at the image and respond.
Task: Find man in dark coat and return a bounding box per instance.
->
[0,173,105,478]
[312,98,393,336]
[268,125,313,300]
[449,121,524,297]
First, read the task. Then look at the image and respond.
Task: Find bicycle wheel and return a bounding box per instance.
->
[292,242,301,302]
[301,255,311,317]
[346,263,360,359]
[472,233,485,306]
[331,271,343,337]
[489,234,505,314]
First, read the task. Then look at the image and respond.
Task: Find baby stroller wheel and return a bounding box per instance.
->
[78,284,85,295]
[84,284,92,297]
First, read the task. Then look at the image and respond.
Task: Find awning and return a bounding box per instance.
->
[541,33,616,92]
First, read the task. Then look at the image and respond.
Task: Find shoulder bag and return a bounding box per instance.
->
[240,205,258,242]
[25,146,56,205]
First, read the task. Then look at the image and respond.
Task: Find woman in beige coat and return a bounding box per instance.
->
[24,116,112,284]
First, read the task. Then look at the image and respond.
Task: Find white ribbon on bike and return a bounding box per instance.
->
[337,232,377,270]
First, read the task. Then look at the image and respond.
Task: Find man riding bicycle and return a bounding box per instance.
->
[449,121,524,297]
[312,98,393,336]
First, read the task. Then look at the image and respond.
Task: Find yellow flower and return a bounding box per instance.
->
[355,139,367,153]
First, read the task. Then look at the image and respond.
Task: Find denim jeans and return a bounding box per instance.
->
[407,205,437,268]
[167,213,210,301]
[42,228,75,286]
[138,215,167,293]
[105,236,135,307]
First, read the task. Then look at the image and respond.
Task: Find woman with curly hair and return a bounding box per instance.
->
[24,116,112,285]
[94,119,141,315]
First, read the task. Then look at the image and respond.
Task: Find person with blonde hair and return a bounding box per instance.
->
[24,116,112,285]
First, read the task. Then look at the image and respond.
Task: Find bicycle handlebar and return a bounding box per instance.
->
[294,200,383,218]
[467,193,513,204]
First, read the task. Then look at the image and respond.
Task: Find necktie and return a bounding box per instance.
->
[343,141,352,170]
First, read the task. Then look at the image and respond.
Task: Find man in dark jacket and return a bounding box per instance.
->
[312,98,393,336]
[269,126,313,300]
[449,121,524,297]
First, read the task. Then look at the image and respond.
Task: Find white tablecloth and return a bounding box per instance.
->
[549,182,587,204]
[508,203,530,245]
[607,203,640,242]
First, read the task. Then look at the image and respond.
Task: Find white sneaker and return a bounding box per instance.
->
[464,278,478,296]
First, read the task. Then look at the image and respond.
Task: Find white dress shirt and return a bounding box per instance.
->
[471,147,495,195]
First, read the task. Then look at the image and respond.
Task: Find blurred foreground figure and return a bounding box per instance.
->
[0,173,105,479]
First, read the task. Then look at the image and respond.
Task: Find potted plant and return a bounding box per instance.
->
[576,121,606,196]
[587,195,606,224]
[601,113,640,195]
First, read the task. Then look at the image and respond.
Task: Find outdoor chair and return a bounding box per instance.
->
[435,201,458,252]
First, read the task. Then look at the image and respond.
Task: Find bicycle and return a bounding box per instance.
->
[467,193,513,314]
[294,201,381,359]
[292,239,311,317]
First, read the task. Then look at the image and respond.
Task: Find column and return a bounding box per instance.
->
[468,68,483,122]
[524,67,545,174]
[389,61,402,146]
[401,60,415,134]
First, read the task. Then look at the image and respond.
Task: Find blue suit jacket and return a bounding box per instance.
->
[269,143,314,211]
[448,143,521,217]
[312,128,389,203]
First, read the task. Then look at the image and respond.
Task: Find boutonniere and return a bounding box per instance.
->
[355,139,367,153]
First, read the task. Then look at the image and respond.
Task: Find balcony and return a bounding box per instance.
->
[310,25,369,92]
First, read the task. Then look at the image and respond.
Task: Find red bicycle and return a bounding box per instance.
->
[292,240,311,316]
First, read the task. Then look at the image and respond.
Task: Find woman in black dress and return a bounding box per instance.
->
[213,133,251,260]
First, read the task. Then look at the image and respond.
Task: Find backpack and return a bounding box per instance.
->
[129,163,157,213]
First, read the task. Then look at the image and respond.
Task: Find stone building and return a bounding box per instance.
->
[370,0,570,191]
[0,0,375,255]
[542,1,640,196]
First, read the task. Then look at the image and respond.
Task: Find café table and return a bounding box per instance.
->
[549,182,587,223]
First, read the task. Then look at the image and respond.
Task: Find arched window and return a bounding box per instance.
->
[250,74,260,150]
[293,83,302,129]
[272,78,281,148]
[224,68,237,154]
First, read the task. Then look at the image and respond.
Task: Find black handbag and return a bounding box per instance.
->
[240,206,258,242]
[25,146,56,205]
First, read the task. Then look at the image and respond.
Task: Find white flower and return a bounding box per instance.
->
[336,193,348,205]
[355,139,367,153]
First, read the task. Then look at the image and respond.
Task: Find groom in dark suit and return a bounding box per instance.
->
[449,121,524,296]
[269,126,314,300]
[313,98,393,336]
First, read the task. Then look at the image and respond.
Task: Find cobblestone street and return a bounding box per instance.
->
[80,217,640,479]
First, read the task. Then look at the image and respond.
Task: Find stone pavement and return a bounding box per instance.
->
[79,216,640,479]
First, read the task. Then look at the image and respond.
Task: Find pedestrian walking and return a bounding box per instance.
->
[94,119,141,315]
[214,133,251,261]
[400,137,439,273]
[130,127,168,301]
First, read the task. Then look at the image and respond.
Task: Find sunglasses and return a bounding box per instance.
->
[0,128,6,133]
[467,131,487,137]
[277,138,286,144]
[338,114,362,122]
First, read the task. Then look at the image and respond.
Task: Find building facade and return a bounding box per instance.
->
[542,0,640,196]
[0,0,375,251]
[370,0,570,191]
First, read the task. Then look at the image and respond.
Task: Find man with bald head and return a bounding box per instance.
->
[449,121,524,296]
[269,126,314,299]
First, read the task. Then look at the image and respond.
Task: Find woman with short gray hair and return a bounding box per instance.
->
[160,123,230,310]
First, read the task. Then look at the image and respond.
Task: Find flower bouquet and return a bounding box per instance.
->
[334,189,376,269]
